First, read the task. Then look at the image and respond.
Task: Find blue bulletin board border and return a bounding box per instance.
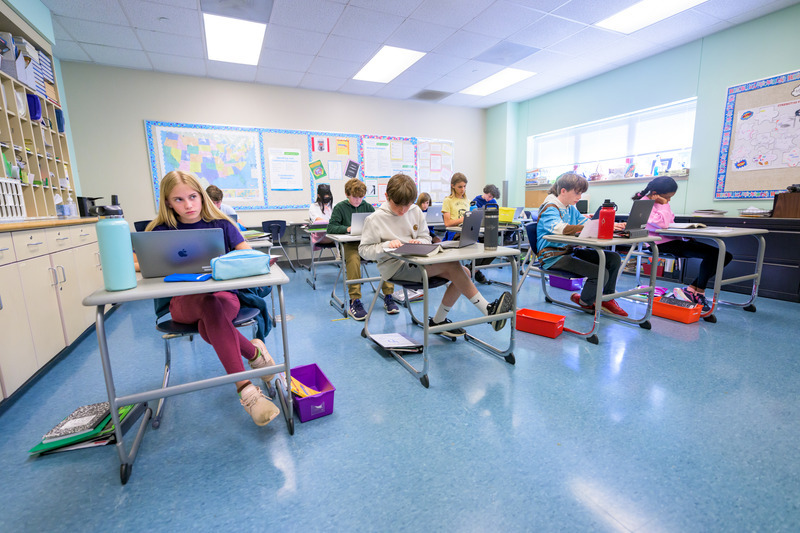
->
[715,69,800,199]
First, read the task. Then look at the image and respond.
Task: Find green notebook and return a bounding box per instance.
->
[29,404,141,455]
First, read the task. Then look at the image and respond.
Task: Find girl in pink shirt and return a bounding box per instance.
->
[633,177,732,311]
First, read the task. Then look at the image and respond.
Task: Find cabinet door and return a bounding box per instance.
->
[72,242,104,328]
[17,254,66,367]
[0,263,38,397]
[51,248,86,345]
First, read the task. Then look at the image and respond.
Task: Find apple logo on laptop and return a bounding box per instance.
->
[178,249,188,258]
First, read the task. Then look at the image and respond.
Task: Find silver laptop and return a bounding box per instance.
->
[425,204,443,224]
[350,212,370,236]
[513,207,525,220]
[440,209,484,249]
[131,229,225,278]
[616,199,655,238]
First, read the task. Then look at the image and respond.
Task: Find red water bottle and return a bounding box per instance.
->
[597,199,617,239]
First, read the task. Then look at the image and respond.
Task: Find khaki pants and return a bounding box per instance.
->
[343,242,393,300]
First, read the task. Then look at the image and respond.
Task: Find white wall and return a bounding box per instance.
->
[59,63,486,227]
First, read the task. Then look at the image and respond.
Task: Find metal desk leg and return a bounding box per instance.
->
[329,241,347,316]
[702,234,765,322]
[273,285,295,435]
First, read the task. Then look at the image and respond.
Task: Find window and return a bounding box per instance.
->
[527,99,696,184]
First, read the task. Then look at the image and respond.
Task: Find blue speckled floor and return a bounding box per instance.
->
[1,263,798,532]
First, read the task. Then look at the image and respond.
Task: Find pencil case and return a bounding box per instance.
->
[211,249,271,280]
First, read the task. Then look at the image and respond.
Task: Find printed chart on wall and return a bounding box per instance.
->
[716,69,800,199]
[361,135,416,201]
[306,132,361,205]
[261,131,311,208]
[145,121,266,209]
[417,138,455,203]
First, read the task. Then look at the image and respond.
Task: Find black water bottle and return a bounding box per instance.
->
[484,204,499,250]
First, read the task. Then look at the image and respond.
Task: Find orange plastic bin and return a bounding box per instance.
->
[516,308,565,338]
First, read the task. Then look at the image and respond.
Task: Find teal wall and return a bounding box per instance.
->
[5,0,53,43]
[494,3,800,215]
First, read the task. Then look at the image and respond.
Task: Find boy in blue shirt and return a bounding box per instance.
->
[471,184,500,208]
[536,172,628,316]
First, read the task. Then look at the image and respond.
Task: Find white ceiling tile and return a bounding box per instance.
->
[136,29,204,58]
[81,44,152,69]
[270,0,346,33]
[119,0,202,37]
[425,75,474,93]
[391,67,443,87]
[553,0,639,25]
[150,0,199,8]
[411,0,497,28]
[53,41,92,62]
[463,0,545,39]
[375,83,427,100]
[433,30,500,60]
[505,0,569,13]
[307,56,362,78]
[55,17,142,49]
[437,92,483,106]
[509,14,586,49]
[338,79,384,96]
[255,67,304,87]
[262,25,327,56]
[512,49,572,72]
[207,61,258,82]
[693,0,778,22]
[318,35,381,63]
[299,72,347,92]
[447,60,506,83]
[259,49,315,72]
[548,27,623,56]
[149,53,208,76]
[631,9,729,45]
[331,5,405,42]
[348,0,426,17]
[406,53,468,75]
[52,18,75,41]
[385,19,456,51]
[40,0,129,25]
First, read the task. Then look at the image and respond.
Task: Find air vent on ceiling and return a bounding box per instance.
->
[412,90,451,102]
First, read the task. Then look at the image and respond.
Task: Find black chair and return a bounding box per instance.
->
[134,220,151,232]
[151,306,272,428]
[261,220,295,272]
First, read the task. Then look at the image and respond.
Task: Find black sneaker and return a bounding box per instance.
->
[349,298,367,321]
[486,291,513,331]
[474,270,489,284]
[384,294,400,314]
[428,317,466,338]
[690,290,711,313]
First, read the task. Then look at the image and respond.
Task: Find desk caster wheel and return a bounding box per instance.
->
[420,375,430,388]
[120,463,132,485]
[360,329,366,338]
[504,353,515,364]
[545,296,553,304]
[151,418,160,429]
[744,304,756,312]
[587,334,599,345]
[639,320,651,330]
[703,314,717,323]
[265,381,277,399]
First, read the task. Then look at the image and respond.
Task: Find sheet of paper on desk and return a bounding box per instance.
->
[578,219,599,238]
[696,227,736,234]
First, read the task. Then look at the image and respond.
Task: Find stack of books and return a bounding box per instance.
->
[370,333,423,353]
[29,402,146,455]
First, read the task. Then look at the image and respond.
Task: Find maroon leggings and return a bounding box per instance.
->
[169,291,256,375]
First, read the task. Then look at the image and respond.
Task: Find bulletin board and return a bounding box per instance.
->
[417,138,455,203]
[146,120,453,210]
[715,69,800,199]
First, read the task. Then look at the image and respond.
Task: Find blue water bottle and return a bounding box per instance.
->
[91,205,137,291]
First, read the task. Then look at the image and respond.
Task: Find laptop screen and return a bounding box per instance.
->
[131,229,225,278]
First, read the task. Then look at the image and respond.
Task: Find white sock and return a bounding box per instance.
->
[470,293,490,315]
[433,304,452,323]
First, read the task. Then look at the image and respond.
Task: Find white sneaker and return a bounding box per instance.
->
[239,383,279,426]
[249,339,276,383]
[672,287,691,302]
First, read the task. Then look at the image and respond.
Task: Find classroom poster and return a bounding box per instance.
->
[268,148,303,190]
[308,160,327,180]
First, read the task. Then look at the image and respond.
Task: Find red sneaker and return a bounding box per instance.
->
[570,293,595,311]
[601,299,628,317]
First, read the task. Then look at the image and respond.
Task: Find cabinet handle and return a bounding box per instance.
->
[0,247,9,251]
[56,265,67,284]
[48,267,58,287]
[80,232,90,237]
[95,251,102,269]
[56,236,70,241]
[0,293,3,310]
[28,241,44,246]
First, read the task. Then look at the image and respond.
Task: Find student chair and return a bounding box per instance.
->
[518,222,585,298]
[261,220,295,272]
[151,306,274,429]
[134,220,151,232]
[306,237,339,290]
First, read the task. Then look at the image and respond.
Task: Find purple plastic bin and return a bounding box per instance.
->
[549,274,584,291]
[292,364,335,422]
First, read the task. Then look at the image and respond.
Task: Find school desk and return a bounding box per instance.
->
[326,233,381,317]
[360,244,518,388]
[655,227,767,322]
[541,234,659,344]
[83,267,294,484]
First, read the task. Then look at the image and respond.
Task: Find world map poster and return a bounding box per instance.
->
[146,121,265,209]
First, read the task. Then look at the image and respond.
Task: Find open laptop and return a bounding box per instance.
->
[440,209,484,248]
[425,203,443,224]
[349,212,370,236]
[615,199,655,238]
[131,228,225,278]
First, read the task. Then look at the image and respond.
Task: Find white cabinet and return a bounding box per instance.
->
[0,262,38,397]
[17,253,66,367]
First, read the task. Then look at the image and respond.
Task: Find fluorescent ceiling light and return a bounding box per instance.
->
[203,13,266,65]
[596,0,709,34]
[460,68,535,97]
[353,45,425,83]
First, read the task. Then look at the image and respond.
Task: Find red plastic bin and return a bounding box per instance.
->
[651,296,701,324]
[515,308,565,338]
[291,364,336,422]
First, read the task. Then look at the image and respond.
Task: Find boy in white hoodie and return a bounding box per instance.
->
[359,173,512,335]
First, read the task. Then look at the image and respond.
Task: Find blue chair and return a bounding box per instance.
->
[261,220,295,272]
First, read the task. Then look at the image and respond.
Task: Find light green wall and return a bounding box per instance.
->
[485,102,518,206]
[4,0,53,43]
[495,3,800,215]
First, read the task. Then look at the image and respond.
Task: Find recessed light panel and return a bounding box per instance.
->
[203,13,266,65]
[461,68,535,97]
[596,0,709,34]
[353,46,426,84]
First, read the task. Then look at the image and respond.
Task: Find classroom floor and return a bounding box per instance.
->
[1,261,798,532]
